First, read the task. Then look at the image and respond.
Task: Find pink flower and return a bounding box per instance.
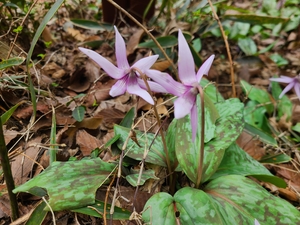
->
[270,74,300,100]
[79,26,167,105]
[174,30,215,141]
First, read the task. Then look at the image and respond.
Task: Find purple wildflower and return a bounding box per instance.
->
[174,30,215,141]
[270,74,300,100]
[79,26,167,105]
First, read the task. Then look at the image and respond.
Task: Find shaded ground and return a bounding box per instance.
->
[1,0,300,224]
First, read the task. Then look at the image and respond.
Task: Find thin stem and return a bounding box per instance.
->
[207,0,236,98]
[133,68,172,179]
[195,86,205,189]
[106,0,178,80]
[0,119,19,220]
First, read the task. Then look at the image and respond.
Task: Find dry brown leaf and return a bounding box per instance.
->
[66,27,87,42]
[3,126,19,144]
[84,79,116,107]
[236,131,265,160]
[151,60,171,72]
[142,98,169,116]
[278,188,299,202]
[76,129,102,156]
[15,102,50,119]
[126,28,144,56]
[11,137,42,185]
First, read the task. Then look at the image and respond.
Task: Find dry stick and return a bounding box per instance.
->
[134,68,172,183]
[131,123,162,214]
[207,0,236,98]
[106,0,178,80]
[0,120,19,221]
[6,0,39,59]
[103,172,116,225]
[110,130,133,225]
[195,86,205,189]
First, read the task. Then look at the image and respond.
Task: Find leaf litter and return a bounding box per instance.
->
[1,0,300,223]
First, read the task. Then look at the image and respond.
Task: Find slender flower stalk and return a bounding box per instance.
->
[270,74,300,100]
[79,26,167,105]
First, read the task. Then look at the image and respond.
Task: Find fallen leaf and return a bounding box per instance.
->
[236,131,265,160]
[66,27,87,42]
[76,129,102,156]
[126,28,144,56]
[11,137,42,185]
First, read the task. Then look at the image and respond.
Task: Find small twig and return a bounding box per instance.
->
[132,121,162,213]
[42,197,56,225]
[207,0,236,97]
[195,85,205,189]
[106,0,178,79]
[6,0,39,59]
[103,172,116,225]
[133,68,173,183]
[0,119,19,221]
[110,129,134,224]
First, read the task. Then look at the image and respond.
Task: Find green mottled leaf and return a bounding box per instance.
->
[138,36,178,48]
[13,158,115,211]
[0,57,25,70]
[238,37,257,55]
[176,98,244,184]
[72,200,131,220]
[260,153,291,164]
[244,123,277,146]
[211,143,286,188]
[144,175,300,224]
[223,14,289,24]
[126,169,159,187]
[72,105,86,122]
[114,125,166,167]
[270,54,289,67]
[70,19,113,31]
[241,80,274,114]
[271,80,293,121]
[201,78,224,103]
[205,175,300,224]
[165,119,178,170]
[25,201,47,225]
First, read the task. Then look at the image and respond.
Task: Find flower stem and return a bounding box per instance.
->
[195,85,205,189]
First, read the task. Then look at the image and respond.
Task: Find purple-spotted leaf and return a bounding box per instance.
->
[114,125,177,168]
[13,158,115,211]
[126,169,159,187]
[210,143,286,188]
[204,175,300,224]
[143,175,300,224]
[175,98,244,184]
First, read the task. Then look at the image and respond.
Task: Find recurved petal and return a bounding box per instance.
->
[196,55,215,82]
[127,75,154,105]
[173,89,196,119]
[131,55,159,74]
[114,26,130,70]
[294,82,300,101]
[109,77,127,97]
[270,75,294,83]
[190,104,198,142]
[178,29,197,85]
[279,81,295,98]
[137,79,167,93]
[145,69,186,96]
[79,47,124,79]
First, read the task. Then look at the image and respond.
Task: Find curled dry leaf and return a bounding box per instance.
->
[11,137,42,185]
[236,131,265,160]
[76,129,102,156]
